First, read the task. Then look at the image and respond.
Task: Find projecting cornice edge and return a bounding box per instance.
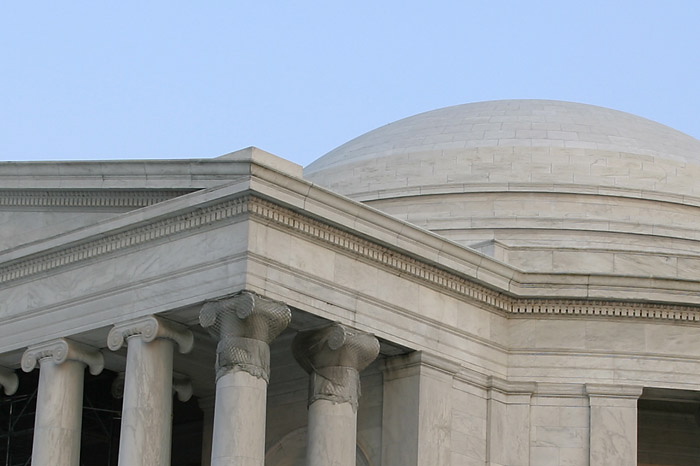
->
[0,151,302,190]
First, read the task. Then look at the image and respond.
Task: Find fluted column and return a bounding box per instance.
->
[0,366,18,395]
[108,316,193,466]
[293,323,380,466]
[199,291,291,466]
[22,339,103,466]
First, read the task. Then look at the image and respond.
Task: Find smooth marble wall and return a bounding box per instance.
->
[381,354,454,466]
[508,317,700,390]
[487,391,531,466]
[530,392,590,466]
[450,382,488,466]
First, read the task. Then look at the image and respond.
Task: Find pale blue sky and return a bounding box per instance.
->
[2,1,699,166]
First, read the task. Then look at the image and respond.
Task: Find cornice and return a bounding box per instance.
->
[0,149,302,189]
[0,189,194,209]
[488,376,537,395]
[586,383,644,399]
[3,192,700,323]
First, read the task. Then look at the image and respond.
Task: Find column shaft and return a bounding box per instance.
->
[32,359,85,466]
[212,371,267,466]
[118,337,174,466]
[307,400,357,466]
[108,315,192,466]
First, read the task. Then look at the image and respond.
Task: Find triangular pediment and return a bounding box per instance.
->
[0,189,196,251]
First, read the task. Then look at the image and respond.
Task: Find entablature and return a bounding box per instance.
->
[3,158,700,329]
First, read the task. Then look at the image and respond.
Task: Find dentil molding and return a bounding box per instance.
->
[0,189,193,208]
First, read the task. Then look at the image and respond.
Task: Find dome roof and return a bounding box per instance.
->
[306,100,700,199]
[305,100,700,279]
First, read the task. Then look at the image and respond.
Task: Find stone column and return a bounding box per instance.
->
[293,323,380,466]
[587,384,643,466]
[108,315,193,466]
[0,366,18,395]
[197,396,216,466]
[199,291,291,466]
[21,338,104,466]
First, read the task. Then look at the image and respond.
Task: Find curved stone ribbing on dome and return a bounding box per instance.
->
[304,100,700,280]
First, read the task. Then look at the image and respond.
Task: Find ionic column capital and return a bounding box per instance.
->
[108,315,194,354]
[293,323,380,410]
[0,366,18,395]
[21,338,104,375]
[200,291,291,382]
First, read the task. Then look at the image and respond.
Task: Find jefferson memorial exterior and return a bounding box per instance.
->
[2,100,700,466]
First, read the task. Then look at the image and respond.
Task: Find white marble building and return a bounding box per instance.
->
[1,100,700,466]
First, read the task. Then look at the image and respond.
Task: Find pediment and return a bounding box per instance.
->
[0,148,303,252]
[0,189,195,251]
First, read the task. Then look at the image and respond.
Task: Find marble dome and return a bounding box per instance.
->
[306,100,700,198]
[305,100,700,279]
